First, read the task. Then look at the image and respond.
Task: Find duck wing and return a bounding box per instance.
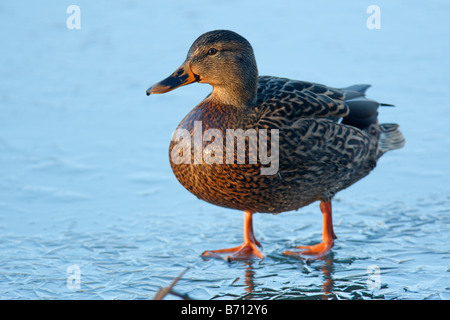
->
[255,76,380,198]
[256,76,349,126]
[256,76,383,131]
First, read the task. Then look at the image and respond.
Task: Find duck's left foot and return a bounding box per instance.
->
[202,241,264,261]
[283,201,336,261]
[201,210,264,262]
[283,240,334,260]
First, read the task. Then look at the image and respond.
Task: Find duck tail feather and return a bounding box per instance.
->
[341,97,380,130]
[342,84,372,94]
[378,123,406,156]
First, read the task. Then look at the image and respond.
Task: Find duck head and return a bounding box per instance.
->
[147,30,259,106]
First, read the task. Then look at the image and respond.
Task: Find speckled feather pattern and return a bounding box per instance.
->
[169,76,382,213]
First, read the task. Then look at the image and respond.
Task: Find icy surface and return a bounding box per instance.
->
[0,1,449,299]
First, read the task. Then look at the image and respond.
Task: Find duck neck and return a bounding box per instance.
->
[209,81,257,107]
[207,59,258,107]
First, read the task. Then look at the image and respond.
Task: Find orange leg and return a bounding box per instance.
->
[284,201,336,260]
[201,210,264,261]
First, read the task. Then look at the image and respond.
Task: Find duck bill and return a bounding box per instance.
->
[146,61,199,95]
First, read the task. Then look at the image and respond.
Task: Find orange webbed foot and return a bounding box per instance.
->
[201,210,264,262]
[283,201,336,261]
[283,240,334,260]
[202,241,264,261]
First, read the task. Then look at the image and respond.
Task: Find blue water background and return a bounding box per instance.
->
[0,1,449,299]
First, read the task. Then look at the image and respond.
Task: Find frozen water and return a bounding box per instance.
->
[0,0,449,299]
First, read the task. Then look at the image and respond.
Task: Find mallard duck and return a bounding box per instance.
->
[146,30,405,261]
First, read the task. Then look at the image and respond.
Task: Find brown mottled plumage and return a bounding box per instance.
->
[147,30,405,261]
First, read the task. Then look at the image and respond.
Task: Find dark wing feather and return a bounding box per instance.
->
[256,76,349,127]
[273,118,378,200]
[257,76,383,131]
[255,76,380,200]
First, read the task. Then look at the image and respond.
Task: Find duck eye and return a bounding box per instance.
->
[207,48,218,55]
